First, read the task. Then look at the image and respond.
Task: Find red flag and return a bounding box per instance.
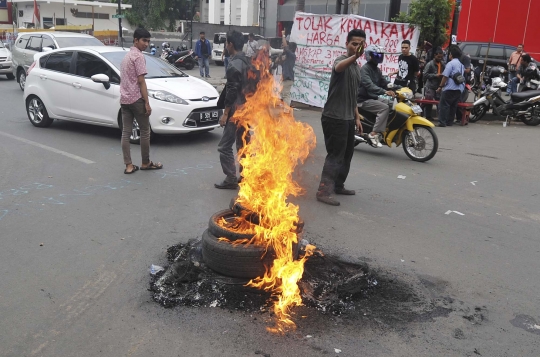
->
[33,0,41,28]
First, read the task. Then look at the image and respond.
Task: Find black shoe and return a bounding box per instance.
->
[316,194,340,206]
[214,180,238,189]
[206,75,211,78]
[437,124,446,127]
[335,187,355,195]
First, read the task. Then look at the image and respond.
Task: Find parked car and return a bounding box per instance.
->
[24,47,221,144]
[212,32,267,65]
[0,41,14,80]
[458,41,538,72]
[11,32,104,91]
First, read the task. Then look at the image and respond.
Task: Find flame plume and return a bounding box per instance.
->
[230,50,316,332]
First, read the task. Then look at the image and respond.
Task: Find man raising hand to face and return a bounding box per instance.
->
[316,29,366,206]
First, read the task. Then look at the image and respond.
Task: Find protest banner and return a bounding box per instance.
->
[289,12,420,108]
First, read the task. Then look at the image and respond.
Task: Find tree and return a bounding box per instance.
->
[393,0,453,58]
[295,0,305,12]
[118,0,188,31]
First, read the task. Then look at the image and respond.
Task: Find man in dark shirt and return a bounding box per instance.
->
[215,30,251,189]
[280,30,297,107]
[316,29,366,206]
[392,40,420,93]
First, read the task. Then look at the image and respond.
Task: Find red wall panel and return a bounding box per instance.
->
[458,0,540,57]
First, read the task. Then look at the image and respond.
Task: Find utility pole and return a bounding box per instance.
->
[343,0,348,14]
[335,0,341,14]
[190,0,193,49]
[117,0,122,47]
[63,0,65,26]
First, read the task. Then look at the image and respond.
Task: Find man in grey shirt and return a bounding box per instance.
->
[316,29,366,206]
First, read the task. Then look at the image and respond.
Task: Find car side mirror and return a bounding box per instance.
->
[91,74,111,90]
[42,46,54,52]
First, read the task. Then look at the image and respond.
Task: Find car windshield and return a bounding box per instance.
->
[54,37,104,47]
[0,42,4,48]
[101,51,188,78]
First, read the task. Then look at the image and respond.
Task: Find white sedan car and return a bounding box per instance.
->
[24,46,221,143]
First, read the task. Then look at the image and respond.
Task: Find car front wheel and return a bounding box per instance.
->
[17,69,26,91]
[26,96,53,127]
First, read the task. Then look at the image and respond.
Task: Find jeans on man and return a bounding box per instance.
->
[423,87,441,120]
[438,90,462,126]
[455,88,469,122]
[217,120,248,182]
[358,99,390,133]
[121,99,151,165]
[507,71,517,94]
[317,116,356,195]
[198,57,210,77]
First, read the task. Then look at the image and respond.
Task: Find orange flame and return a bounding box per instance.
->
[229,50,317,332]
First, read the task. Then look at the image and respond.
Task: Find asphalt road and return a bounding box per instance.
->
[1,67,539,357]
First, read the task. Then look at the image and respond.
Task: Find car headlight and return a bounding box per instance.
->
[6,53,12,61]
[148,89,188,105]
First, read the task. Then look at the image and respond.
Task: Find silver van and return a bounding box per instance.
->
[11,32,104,90]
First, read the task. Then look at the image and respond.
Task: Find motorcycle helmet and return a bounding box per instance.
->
[149,43,155,49]
[491,77,503,88]
[489,66,502,78]
[364,44,385,64]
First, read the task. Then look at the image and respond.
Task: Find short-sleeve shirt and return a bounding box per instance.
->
[508,51,524,70]
[442,58,465,92]
[397,54,420,82]
[282,47,296,81]
[120,47,147,105]
[246,40,259,57]
[322,55,361,121]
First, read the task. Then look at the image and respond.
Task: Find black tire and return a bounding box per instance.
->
[202,229,298,279]
[470,104,488,123]
[17,69,26,91]
[521,113,540,126]
[26,96,53,127]
[208,209,255,241]
[117,113,154,145]
[184,62,195,70]
[402,125,438,162]
[6,73,15,80]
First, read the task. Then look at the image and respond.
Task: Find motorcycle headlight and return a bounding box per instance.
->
[148,89,188,105]
[401,91,413,100]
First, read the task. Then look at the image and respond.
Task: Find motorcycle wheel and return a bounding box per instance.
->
[521,116,540,126]
[184,62,195,70]
[402,125,438,162]
[470,104,488,123]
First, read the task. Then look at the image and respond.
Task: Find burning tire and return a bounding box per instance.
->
[201,229,300,279]
[208,209,256,241]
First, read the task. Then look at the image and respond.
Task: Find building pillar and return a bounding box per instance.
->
[208,0,221,24]
[240,0,254,26]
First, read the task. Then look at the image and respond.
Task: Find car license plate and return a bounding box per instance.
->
[199,110,219,122]
[411,105,423,114]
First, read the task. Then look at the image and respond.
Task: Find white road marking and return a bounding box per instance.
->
[445,210,465,216]
[471,181,478,186]
[0,131,95,164]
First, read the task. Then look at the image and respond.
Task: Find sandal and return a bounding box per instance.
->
[140,161,163,170]
[124,165,139,174]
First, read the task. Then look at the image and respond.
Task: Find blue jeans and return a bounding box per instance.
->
[507,71,518,93]
[224,57,229,75]
[198,57,209,77]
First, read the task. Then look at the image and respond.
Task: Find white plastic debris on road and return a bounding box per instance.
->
[334,348,342,353]
[149,264,165,275]
[445,210,465,216]
[397,175,406,179]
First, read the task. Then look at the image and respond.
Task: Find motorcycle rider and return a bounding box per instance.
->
[357,44,395,148]
[516,54,540,92]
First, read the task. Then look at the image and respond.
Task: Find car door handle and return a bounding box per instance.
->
[39,74,47,80]
[72,82,82,89]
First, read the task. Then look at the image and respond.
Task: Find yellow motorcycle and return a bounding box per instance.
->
[355,87,439,162]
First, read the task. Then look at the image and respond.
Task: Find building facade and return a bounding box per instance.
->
[5,0,131,31]
[199,0,259,27]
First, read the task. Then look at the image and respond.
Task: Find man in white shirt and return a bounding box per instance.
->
[245,33,259,58]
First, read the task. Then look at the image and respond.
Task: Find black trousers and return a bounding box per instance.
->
[439,90,462,126]
[318,115,356,195]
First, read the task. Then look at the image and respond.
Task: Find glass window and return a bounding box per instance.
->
[102,51,188,79]
[42,36,56,50]
[75,52,111,79]
[43,52,73,74]
[462,44,479,56]
[39,55,49,68]
[479,45,505,60]
[54,37,104,48]
[16,36,30,49]
[26,36,42,51]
